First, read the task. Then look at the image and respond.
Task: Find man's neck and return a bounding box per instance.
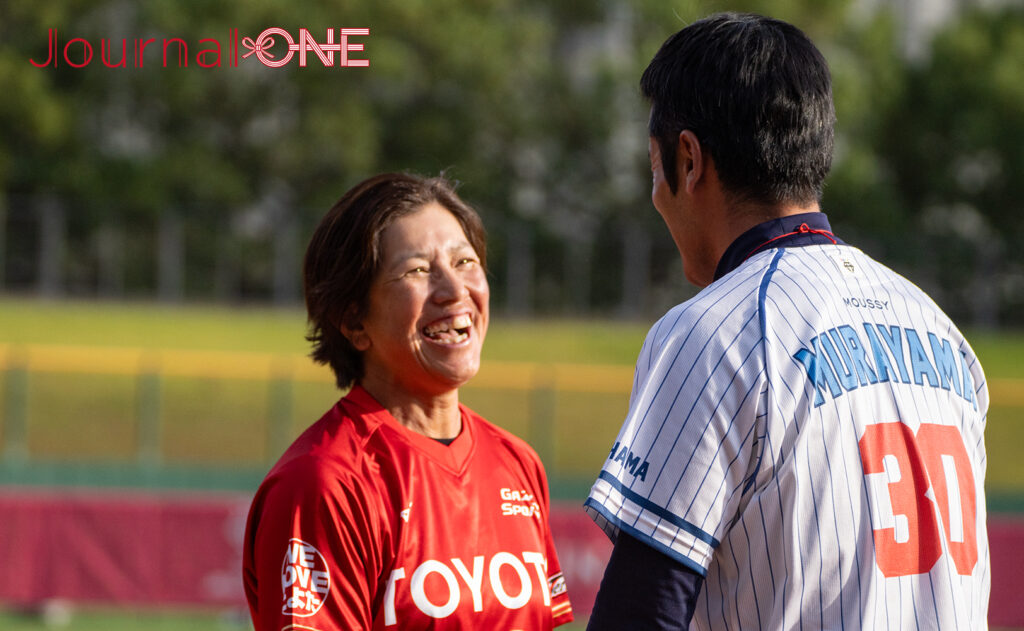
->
[723,200,821,243]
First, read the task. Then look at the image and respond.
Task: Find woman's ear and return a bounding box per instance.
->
[339,310,371,351]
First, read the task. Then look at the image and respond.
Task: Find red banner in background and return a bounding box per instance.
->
[0,488,1020,626]
[0,488,251,608]
[987,516,1024,627]
[549,507,612,616]
[0,488,611,618]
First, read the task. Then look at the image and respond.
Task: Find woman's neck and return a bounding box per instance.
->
[358,377,462,440]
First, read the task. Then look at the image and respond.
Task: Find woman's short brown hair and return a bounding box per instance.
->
[304,172,487,390]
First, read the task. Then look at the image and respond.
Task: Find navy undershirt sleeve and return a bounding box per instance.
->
[586,533,703,631]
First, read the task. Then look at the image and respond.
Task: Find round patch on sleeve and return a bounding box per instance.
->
[281,538,332,616]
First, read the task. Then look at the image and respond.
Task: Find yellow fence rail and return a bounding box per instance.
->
[4,342,1020,399]
[2,343,1021,491]
[0,343,636,392]
[0,344,638,478]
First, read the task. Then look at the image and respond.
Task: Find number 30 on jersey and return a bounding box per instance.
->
[858,421,978,578]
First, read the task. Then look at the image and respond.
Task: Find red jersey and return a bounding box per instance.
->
[243,386,574,630]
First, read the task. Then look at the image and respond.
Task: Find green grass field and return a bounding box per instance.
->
[0,297,1022,629]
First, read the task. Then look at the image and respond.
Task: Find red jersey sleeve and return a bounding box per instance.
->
[244,456,391,631]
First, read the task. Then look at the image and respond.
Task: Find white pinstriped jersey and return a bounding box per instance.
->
[585,243,990,630]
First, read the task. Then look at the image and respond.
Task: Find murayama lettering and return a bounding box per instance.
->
[607,442,650,481]
[792,323,977,409]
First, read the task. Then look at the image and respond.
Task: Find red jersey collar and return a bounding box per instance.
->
[342,385,476,474]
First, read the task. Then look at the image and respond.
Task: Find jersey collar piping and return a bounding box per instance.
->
[713,211,844,281]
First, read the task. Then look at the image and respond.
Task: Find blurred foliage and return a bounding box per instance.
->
[0,0,1021,323]
[874,4,1024,325]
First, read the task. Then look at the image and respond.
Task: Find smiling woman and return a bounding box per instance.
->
[242,173,574,630]
[351,203,490,437]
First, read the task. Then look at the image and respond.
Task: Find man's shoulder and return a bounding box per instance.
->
[649,261,772,338]
[765,244,943,311]
[641,244,932,355]
[766,243,905,284]
[636,267,771,376]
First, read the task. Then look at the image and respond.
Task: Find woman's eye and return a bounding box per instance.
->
[406,266,428,276]
[457,258,477,267]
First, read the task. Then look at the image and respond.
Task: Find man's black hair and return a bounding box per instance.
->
[641,12,835,205]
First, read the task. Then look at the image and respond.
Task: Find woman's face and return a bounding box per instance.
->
[351,202,489,397]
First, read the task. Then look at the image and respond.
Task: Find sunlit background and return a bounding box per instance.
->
[1,0,1023,628]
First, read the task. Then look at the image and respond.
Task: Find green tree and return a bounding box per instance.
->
[6,0,1019,323]
[876,5,1024,326]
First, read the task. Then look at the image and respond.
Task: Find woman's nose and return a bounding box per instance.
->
[431,265,469,303]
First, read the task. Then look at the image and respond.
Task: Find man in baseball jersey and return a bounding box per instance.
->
[584,12,989,630]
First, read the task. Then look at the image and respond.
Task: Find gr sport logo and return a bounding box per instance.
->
[500,487,541,518]
[281,539,331,616]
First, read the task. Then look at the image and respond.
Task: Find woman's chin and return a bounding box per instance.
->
[421,357,480,391]
[418,339,482,380]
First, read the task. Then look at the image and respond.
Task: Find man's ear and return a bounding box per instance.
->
[676,130,705,195]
